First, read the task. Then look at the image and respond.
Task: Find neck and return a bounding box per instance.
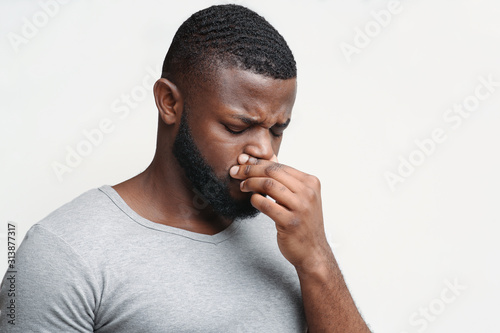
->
[113,152,233,235]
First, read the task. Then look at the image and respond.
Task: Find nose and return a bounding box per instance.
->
[243,128,275,161]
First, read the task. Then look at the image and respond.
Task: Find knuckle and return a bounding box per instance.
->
[285,217,301,230]
[309,175,321,189]
[244,165,252,175]
[305,187,316,201]
[264,163,282,177]
[263,178,274,191]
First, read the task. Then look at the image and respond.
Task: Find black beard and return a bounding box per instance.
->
[172,108,259,221]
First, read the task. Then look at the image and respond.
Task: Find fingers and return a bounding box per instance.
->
[240,177,301,210]
[250,193,292,225]
[230,155,309,193]
[237,154,309,182]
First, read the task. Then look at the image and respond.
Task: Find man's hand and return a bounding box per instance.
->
[230,153,372,332]
[229,153,333,274]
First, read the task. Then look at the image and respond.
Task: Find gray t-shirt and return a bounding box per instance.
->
[0,185,307,332]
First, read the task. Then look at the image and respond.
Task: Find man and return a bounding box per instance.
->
[0,4,371,332]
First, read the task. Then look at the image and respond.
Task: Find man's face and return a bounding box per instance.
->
[173,67,297,220]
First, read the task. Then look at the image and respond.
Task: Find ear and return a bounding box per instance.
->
[153,78,183,125]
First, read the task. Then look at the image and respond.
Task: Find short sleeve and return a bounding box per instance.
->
[0,225,98,332]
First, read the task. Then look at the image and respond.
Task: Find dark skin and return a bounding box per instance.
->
[113,67,371,332]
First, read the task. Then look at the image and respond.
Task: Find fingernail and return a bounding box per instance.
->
[271,154,278,162]
[238,154,249,164]
[230,166,239,176]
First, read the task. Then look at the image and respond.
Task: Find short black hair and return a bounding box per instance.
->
[162,4,296,91]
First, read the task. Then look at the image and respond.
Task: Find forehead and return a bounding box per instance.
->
[189,66,297,123]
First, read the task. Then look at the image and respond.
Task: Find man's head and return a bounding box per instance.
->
[162,4,296,92]
[153,5,297,221]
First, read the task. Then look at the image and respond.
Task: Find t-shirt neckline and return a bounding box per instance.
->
[99,184,244,245]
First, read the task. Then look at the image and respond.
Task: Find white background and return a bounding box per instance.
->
[1,0,499,332]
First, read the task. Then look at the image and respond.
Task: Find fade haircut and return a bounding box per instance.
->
[161,4,296,94]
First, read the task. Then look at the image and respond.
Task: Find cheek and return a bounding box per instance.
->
[195,129,243,175]
[210,142,241,170]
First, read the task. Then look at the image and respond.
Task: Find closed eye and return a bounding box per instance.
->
[224,125,247,135]
[223,120,288,137]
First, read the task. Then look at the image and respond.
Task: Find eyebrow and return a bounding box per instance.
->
[230,115,291,128]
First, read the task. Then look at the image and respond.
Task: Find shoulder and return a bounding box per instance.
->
[37,186,112,228]
[21,185,136,263]
[34,186,126,241]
